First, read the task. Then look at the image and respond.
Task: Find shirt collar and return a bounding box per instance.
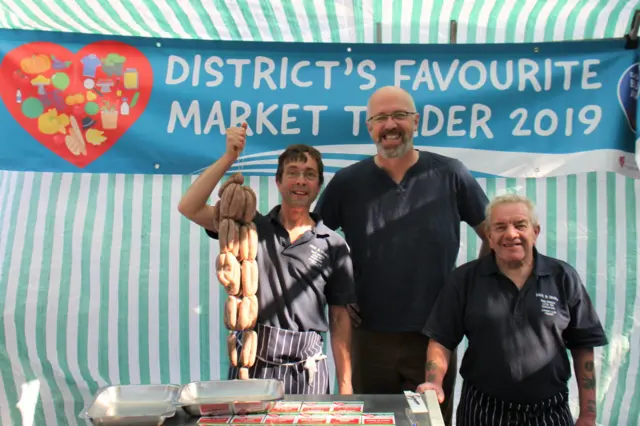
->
[478,246,551,277]
[267,205,331,237]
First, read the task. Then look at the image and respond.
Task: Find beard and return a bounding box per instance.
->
[375,129,412,159]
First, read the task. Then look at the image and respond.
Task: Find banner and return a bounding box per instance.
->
[0,29,639,178]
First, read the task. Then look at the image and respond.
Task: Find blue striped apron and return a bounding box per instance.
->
[457,382,575,426]
[229,323,330,394]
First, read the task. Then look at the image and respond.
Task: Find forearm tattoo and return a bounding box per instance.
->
[582,360,596,389]
[425,360,436,382]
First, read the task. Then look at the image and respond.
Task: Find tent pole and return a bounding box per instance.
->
[375,22,382,43]
[450,20,458,44]
[625,10,640,49]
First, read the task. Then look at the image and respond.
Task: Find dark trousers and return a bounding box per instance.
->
[351,328,457,426]
[457,382,574,426]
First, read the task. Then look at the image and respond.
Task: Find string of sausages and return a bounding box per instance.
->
[214,172,259,380]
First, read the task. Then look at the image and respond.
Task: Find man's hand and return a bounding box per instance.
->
[346,303,362,327]
[575,415,596,426]
[416,382,445,403]
[226,122,247,160]
[338,382,353,395]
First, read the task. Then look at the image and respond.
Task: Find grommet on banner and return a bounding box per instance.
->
[624,9,640,49]
[154,164,160,169]
[156,42,162,48]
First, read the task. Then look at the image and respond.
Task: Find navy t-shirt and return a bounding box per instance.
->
[423,249,608,403]
[314,150,488,332]
[206,205,356,333]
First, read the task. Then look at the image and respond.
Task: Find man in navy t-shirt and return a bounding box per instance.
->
[314,86,490,424]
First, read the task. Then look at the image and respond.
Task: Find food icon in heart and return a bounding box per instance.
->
[0,41,153,168]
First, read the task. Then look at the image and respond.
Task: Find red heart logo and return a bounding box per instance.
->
[0,41,152,168]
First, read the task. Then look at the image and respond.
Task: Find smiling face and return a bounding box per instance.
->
[276,152,321,209]
[487,201,540,265]
[366,87,420,159]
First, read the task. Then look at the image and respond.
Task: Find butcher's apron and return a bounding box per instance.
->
[229,323,330,394]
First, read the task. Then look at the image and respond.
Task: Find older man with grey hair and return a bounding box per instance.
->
[417,193,608,426]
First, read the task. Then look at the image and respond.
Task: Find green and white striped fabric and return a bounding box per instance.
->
[1,1,640,426]
[0,169,639,426]
[0,0,638,45]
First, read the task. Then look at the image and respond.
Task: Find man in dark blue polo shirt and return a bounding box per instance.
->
[417,194,607,426]
[178,123,355,394]
[314,86,490,424]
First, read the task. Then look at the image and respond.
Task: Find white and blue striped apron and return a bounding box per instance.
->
[229,323,330,394]
[456,382,575,426]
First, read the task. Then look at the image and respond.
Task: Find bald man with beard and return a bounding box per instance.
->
[314,86,490,425]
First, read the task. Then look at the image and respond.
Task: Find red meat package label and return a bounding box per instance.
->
[264,414,298,424]
[361,413,395,424]
[270,401,303,413]
[328,414,362,424]
[331,402,364,413]
[198,416,233,424]
[295,414,331,424]
[300,402,333,413]
[230,414,267,424]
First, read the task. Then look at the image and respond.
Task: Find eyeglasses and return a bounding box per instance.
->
[367,111,417,123]
[285,169,319,181]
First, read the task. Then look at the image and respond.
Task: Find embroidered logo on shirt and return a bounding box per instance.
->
[308,244,328,267]
[536,293,558,316]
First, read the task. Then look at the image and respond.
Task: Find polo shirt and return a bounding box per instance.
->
[423,248,608,404]
[206,205,356,333]
[313,150,489,332]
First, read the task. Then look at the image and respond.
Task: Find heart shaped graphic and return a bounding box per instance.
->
[0,41,153,168]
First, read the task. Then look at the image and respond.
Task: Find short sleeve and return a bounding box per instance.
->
[205,228,219,240]
[324,241,357,306]
[562,268,608,348]
[422,270,467,351]
[454,160,489,228]
[313,175,342,231]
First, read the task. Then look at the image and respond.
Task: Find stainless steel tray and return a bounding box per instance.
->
[80,384,181,425]
[177,379,284,416]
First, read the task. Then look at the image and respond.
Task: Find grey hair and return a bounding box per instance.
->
[484,193,539,230]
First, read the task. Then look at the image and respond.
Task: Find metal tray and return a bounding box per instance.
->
[177,379,284,416]
[80,384,181,425]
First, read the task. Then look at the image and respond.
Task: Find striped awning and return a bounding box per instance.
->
[0,0,638,44]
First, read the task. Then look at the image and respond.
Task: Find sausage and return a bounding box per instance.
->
[219,183,237,218]
[242,187,257,224]
[238,225,248,261]
[228,185,247,221]
[236,296,252,330]
[219,219,240,257]
[248,295,258,329]
[217,253,241,295]
[227,333,238,367]
[248,222,258,260]
[212,200,221,232]
[220,184,246,221]
[216,253,230,288]
[238,367,249,380]
[218,219,229,252]
[241,330,257,367]
[241,259,258,297]
[224,295,240,330]
[218,173,245,198]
